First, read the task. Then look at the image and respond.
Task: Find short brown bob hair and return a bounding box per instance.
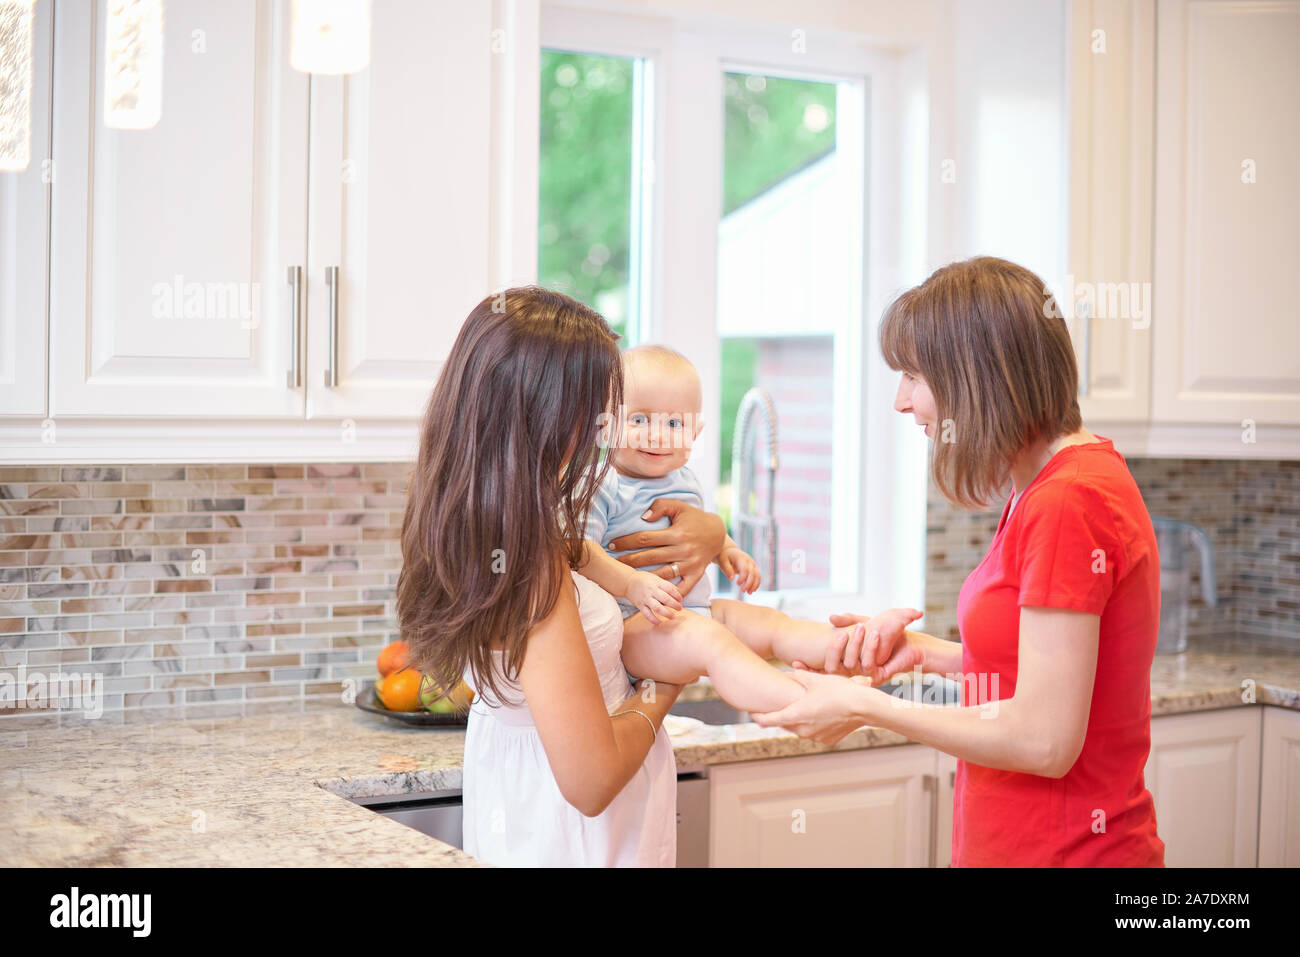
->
[880,256,1082,510]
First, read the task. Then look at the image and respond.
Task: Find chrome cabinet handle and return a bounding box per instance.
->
[286,265,303,388]
[324,266,339,388]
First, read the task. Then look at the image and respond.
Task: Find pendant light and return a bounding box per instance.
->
[0,0,36,171]
[104,0,164,129]
[290,0,372,75]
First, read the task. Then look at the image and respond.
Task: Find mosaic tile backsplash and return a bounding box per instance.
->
[923,457,1300,647]
[0,464,411,728]
[2,456,1296,727]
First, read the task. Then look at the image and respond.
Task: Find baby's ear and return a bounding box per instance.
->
[691,413,705,439]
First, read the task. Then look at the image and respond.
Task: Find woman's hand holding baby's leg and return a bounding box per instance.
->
[825,608,925,683]
[620,610,806,714]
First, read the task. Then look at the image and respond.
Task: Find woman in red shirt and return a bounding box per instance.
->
[752,256,1165,867]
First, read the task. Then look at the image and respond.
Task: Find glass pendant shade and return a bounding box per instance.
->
[104,0,165,130]
[291,0,372,75]
[0,0,36,171]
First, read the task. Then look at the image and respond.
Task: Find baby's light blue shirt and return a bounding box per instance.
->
[584,465,713,617]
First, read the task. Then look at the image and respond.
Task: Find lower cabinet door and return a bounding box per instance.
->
[1145,708,1261,867]
[709,745,936,867]
[1259,706,1300,867]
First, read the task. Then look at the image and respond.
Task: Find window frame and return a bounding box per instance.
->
[540,1,929,615]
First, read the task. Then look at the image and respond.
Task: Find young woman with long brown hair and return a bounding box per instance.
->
[752,256,1166,867]
[395,287,726,866]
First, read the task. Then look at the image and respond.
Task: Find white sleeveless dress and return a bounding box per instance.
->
[460,570,677,866]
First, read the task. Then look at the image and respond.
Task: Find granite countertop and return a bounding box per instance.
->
[2,641,1297,867]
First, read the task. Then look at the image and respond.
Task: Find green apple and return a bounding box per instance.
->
[419,679,457,714]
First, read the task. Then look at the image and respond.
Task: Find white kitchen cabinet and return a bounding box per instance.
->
[303,0,497,420]
[25,0,538,449]
[0,0,51,417]
[1145,708,1261,867]
[48,0,309,418]
[1066,0,1154,423]
[709,745,936,867]
[1149,0,1300,427]
[1259,705,1300,867]
[1064,0,1300,457]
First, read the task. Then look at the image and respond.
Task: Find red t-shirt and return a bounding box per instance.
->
[952,437,1165,866]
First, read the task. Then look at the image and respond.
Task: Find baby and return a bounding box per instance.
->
[579,344,920,714]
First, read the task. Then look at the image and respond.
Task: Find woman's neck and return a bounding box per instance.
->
[1008,427,1099,493]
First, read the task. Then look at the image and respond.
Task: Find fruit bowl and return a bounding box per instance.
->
[354,679,469,728]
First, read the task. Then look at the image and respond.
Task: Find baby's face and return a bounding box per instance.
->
[611,362,703,479]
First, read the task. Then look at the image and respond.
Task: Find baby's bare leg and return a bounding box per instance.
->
[710,599,840,667]
[621,610,804,713]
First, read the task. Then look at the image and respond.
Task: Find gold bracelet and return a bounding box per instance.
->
[614,707,658,746]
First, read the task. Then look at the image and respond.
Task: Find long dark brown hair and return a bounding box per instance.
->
[880,256,1082,509]
[396,287,622,707]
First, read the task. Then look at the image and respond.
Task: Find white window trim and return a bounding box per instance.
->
[540,1,930,617]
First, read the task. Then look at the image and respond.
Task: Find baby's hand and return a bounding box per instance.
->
[627,571,683,623]
[836,607,924,683]
[719,546,761,594]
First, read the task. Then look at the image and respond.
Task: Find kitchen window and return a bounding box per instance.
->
[539,3,926,612]
[716,70,861,593]
[537,49,652,342]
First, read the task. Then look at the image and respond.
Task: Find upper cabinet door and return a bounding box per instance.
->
[49,0,308,418]
[1151,0,1300,425]
[1067,0,1154,423]
[0,0,52,417]
[303,0,496,420]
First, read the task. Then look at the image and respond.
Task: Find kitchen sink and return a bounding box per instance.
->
[670,698,749,725]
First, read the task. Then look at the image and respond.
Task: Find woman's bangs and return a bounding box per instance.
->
[879,295,922,375]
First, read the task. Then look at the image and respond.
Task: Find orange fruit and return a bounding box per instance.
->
[377,666,424,712]
[377,640,411,677]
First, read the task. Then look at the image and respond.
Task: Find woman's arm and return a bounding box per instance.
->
[517,570,685,817]
[605,499,727,597]
[753,606,1099,778]
[907,630,964,676]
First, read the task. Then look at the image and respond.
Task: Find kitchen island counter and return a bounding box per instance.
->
[2,641,1296,867]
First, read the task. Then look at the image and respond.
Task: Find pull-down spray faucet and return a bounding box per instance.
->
[730,388,779,595]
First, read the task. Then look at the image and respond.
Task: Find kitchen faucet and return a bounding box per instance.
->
[731,387,779,594]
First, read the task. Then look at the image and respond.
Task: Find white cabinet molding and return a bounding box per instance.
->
[0,416,419,463]
[1096,420,1300,460]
